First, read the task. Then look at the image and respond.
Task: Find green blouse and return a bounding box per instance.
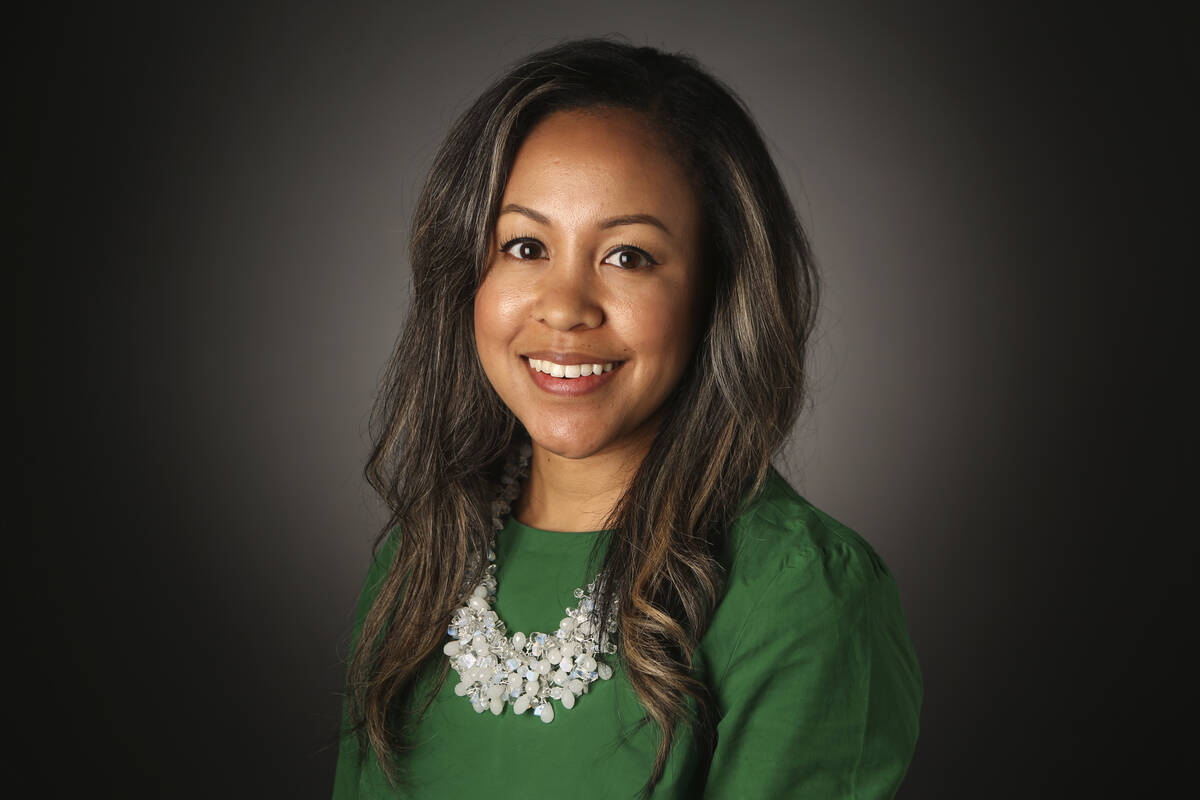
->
[333,468,922,798]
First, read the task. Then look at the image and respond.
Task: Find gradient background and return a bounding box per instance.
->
[19,2,1189,797]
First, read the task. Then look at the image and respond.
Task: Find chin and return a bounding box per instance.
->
[523,421,613,461]
[529,435,608,461]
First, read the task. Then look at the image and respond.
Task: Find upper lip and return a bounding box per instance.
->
[521,351,624,365]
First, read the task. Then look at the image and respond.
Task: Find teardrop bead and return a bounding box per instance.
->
[513,695,530,715]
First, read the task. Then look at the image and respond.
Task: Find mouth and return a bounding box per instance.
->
[520,354,625,396]
[526,357,620,378]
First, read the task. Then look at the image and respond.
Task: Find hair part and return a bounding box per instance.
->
[347,36,818,797]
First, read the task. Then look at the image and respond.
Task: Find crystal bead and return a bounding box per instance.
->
[597,663,613,680]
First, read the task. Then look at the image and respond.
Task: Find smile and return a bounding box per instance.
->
[528,358,617,378]
[521,356,624,396]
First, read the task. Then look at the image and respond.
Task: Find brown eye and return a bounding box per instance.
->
[500,239,547,260]
[602,246,657,270]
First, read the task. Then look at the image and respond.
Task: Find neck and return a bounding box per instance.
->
[513,434,652,532]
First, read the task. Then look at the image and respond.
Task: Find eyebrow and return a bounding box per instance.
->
[499,203,673,236]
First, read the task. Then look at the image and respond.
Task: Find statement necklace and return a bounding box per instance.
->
[442,442,618,722]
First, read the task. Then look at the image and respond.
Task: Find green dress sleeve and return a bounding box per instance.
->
[702,534,922,799]
[332,533,400,800]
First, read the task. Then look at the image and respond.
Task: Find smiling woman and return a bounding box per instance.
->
[335,38,921,799]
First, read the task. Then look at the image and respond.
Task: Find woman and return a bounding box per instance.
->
[334,38,921,799]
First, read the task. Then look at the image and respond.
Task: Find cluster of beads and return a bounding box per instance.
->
[443,441,618,722]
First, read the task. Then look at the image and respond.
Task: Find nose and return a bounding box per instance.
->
[531,253,604,331]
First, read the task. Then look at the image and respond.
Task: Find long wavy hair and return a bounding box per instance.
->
[347,36,819,796]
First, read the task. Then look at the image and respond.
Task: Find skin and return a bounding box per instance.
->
[473,107,707,532]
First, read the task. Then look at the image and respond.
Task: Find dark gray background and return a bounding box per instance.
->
[19,1,1188,797]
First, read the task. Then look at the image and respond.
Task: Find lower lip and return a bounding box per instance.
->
[524,358,623,397]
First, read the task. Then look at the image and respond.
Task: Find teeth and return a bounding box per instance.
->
[528,358,617,379]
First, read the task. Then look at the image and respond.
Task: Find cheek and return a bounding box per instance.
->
[473,274,524,363]
[619,286,704,370]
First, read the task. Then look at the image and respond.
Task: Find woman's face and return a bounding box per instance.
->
[474,107,707,462]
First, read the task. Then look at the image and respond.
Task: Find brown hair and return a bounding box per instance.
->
[347,36,819,797]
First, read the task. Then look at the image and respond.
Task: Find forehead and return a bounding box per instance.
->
[501,108,699,231]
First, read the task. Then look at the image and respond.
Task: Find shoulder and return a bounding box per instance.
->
[724,465,893,592]
[711,467,921,702]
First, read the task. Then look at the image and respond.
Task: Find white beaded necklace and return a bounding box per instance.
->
[442,442,618,722]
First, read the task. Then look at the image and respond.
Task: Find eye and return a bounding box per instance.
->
[602,245,658,270]
[499,237,547,260]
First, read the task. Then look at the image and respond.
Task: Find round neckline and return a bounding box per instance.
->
[498,516,611,555]
[507,516,608,536]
